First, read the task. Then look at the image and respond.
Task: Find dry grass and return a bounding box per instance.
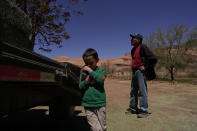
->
[104,79,197,131]
[1,79,197,131]
[75,79,197,131]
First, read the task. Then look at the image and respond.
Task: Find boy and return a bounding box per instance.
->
[79,48,107,131]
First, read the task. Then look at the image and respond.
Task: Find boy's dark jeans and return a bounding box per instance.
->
[129,70,148,112]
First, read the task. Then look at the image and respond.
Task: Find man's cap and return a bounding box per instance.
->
[130,33,143,40]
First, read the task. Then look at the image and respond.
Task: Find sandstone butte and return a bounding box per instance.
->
[53,53,132,71]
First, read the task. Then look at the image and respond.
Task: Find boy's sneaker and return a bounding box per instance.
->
[125,108,138,115]
[137,111,150,118]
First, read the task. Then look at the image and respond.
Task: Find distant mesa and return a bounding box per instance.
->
[53,48,197,78]
[53,53,132,70]
[53,56,71,62]
[53,56,84,67]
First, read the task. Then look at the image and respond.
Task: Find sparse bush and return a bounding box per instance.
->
[100,61,116,75]
[100,62,132,80]
[187,72,197,78]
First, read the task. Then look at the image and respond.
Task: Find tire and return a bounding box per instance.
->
[49,96,74,120]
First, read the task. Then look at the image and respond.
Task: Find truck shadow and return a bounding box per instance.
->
[0,109,90,131]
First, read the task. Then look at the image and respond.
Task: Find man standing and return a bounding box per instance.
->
[125,33,157,118]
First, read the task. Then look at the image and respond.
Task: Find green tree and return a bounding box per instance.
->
[11,0,87,51]
[144,24,197,81]
[187,25,197,48]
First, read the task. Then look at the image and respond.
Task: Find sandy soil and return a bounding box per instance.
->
[1,78,197,131]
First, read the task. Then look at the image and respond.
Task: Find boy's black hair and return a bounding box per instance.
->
[82,48,99,60]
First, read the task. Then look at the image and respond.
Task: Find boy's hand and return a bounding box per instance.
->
[85,75,91,82]
[83,66,93,73]
[139,66,145,71]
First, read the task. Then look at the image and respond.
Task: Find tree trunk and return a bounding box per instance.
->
[170,66,174,81]
[31,1,36,50]
[23,0,27,14]
[31,33,36,50]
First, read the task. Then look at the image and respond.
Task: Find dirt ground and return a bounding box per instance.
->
[1,78,197,131]
[104,79,197,131]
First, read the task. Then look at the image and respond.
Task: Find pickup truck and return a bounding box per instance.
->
[0,41,82,119]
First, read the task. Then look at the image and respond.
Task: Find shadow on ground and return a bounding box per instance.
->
[0,109,89,131]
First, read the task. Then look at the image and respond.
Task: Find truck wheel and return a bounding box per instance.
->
[49,97,74,120]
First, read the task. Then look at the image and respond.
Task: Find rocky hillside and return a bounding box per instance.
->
[186,47,197,63]
[53,47,197,75]
[53,53,132,71]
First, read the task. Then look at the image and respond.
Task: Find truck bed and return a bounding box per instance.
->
[0,41,82,117]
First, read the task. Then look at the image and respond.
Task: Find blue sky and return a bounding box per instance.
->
[34,0,197,59]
